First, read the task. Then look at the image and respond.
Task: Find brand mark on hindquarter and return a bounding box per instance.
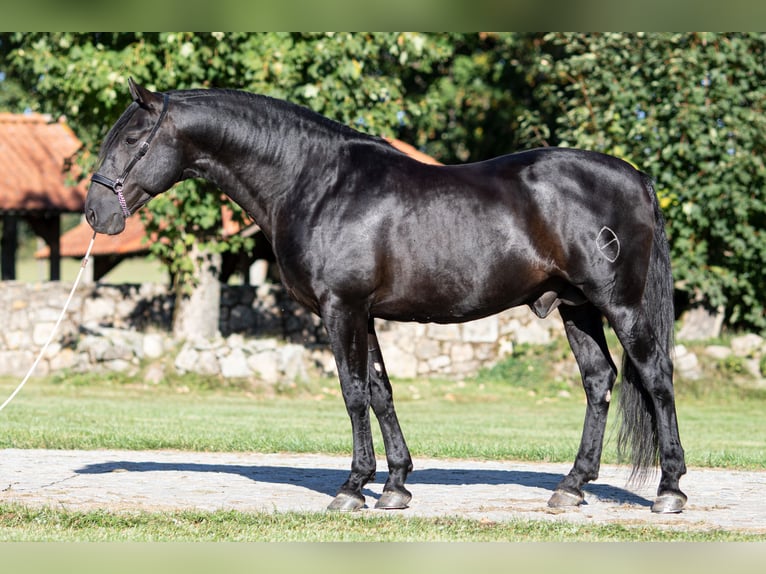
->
[596,226,621,263]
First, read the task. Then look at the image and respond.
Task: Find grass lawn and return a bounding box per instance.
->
[1,341,763,469]
[0,341,764,541]
[15,255,167,284]
[0,504,761,542]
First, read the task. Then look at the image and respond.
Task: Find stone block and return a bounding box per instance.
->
[426,323,461,341]
[730,334,764,357]
[34,306,63,322]
[104,359,132,373]
[674,345,701,380]
[450,343,474,363]
[378,343,418,379]
[174,344,199,374]
[462,317,499,343]
[415,338,442,360]
[48,348,77,371]
[676,303,724,341]
[248,350,281,384]
[451,360,481,376]
[280,344,308,381]
[473,343,497,361]
[220,347,252,378]
[142,333,166,360]
[81,296,117,325]
[5,330,32,350]
[514,318,552,346]
[32,322,57,347]
[428,355,452,371]
[704,345,732,360]
[0,350,35,376]
[196,350,221,376]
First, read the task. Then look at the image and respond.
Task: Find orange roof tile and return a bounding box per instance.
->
[35,216,154,258]
[384,137,443,166]
[0,112,87,212]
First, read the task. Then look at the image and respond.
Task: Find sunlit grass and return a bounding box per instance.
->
[1,339,764,542]
[0,342,763,469]
[0,504,761,542]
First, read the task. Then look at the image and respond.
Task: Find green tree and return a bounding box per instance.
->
[0,32,491,336]
[513,32,766,330]
[2,32,765,332]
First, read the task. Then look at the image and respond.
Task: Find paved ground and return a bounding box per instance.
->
[1,448,764,533]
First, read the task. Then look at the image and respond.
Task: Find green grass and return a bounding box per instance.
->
[0,504,761,542]
[0,341,764,541]
[16,255,167,283]
[1,344,764,468]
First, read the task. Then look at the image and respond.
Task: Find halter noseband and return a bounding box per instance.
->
[91,92,170,218]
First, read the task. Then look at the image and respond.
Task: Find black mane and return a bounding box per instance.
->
[172,88,370,142]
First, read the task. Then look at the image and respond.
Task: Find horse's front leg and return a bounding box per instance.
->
[368,319,413,509]
[322,297,377,511]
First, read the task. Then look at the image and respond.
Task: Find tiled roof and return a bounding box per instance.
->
[0,112,87,212]
[384,137,443,165]
[37,206,248,259]
[37,137,440,258]
[35,216,155,258]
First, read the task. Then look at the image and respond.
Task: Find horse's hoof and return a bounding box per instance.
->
[651,492,687,514]
[327,492,365,512]
[375,489,412,510]
[547,488,584,508]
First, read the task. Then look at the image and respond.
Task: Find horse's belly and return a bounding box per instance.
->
[370,266,541,324]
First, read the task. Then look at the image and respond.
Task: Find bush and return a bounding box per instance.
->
[514,33,766,331]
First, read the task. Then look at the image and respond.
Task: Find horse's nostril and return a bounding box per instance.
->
[86,208,97,228]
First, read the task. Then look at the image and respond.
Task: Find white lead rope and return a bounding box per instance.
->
[0,231,97,414]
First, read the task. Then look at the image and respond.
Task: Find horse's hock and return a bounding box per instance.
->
[0,281,567,381]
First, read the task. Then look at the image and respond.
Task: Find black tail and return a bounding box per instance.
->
[617,174,675,479]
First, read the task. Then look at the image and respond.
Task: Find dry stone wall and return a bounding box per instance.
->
[0,281,565,382]
[2,281,764,386]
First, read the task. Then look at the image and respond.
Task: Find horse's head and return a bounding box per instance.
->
[85,78,182,235]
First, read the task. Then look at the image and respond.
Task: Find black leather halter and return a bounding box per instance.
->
[90,93,170,218]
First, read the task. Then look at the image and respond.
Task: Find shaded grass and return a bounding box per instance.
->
[0,503,762,542]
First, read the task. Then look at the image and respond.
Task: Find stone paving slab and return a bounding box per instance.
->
[1,448,764,533]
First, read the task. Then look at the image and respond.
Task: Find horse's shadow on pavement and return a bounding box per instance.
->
[75,460,651,507]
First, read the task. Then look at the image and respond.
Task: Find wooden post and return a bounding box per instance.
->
[1,213,18,280]
[26,214,61,281]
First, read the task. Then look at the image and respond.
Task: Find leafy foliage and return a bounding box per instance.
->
[514,33,766,329]
[1,33,764,330]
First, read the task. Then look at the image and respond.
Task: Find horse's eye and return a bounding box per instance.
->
[125,137,138,145]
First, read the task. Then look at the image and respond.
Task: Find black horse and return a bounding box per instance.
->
[85,79,687,514]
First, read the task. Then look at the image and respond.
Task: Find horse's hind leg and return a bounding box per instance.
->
[607,304,687,513]
[368,320,413,509]
[549,303,617,508]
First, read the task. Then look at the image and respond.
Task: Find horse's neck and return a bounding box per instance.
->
[179,93,363,240]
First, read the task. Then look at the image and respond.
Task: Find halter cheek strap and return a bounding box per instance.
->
[91,92,170,218]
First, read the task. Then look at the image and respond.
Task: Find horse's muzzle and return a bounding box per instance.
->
[85,201,126,235]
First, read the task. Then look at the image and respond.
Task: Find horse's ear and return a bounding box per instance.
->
[128,77,162,111]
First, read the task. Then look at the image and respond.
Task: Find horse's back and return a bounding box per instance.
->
[281,144,657,322]
[375,148,655,319]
